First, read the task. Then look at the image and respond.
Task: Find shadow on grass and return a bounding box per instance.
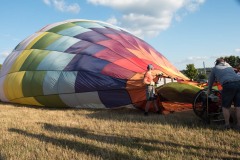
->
[42,123,162,151]
[8,128,142,160]
[0,155,6,160]
[9,123,240,159]
[42,123,240,158]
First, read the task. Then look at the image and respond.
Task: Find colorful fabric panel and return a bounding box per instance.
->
[0,19,189,108]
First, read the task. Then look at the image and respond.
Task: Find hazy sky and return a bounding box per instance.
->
[0,0,240,70]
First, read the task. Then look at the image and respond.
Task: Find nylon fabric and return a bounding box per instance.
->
[37,51,75,70]
[43,71,61,95]
[46,36,80,52]
[31,32,61,49]
[35,94,66,107]
[12,97,43,106]
[0,19,189,109]
[26,32,48,50]
[58,26,89,37]
[20,50,49,71]
[9,50,32,73]
[58,71,77,94]
[3,72,25,100]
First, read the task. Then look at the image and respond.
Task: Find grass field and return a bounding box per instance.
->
[0,102,239,160]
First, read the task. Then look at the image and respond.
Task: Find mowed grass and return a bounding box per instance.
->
[0,102,239,160]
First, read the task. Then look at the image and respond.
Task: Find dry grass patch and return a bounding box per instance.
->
[0,102,239,160]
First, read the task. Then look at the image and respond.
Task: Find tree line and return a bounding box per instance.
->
[183,55,240,81]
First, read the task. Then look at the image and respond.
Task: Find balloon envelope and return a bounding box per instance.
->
[0,19,189,108]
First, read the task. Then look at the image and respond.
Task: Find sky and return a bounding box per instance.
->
[0,0,240,70]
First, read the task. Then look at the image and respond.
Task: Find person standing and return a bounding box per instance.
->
[143,64,162,116]
[207,58,240,130]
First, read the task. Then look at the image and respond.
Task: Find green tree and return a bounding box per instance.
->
[198,73,207,80]
[184,64,198,80]
[223,55,240,68]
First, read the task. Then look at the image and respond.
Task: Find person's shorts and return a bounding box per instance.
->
[146,85,156,101]
[221,81,240,108]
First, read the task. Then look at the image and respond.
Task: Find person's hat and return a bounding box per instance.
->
[147,64,153,70]
[215,58,224,65]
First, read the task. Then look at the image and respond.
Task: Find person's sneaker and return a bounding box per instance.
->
[144,112,148,116]
[233,125,240,132]
[218,124,231,130]
[223,125,231,130]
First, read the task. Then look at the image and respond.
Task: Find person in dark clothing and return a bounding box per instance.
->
[207,58,240,130]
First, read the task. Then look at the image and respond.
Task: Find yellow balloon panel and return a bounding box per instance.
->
[3,72,25,100]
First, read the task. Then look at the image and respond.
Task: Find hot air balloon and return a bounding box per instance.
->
[0,19,189,109]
